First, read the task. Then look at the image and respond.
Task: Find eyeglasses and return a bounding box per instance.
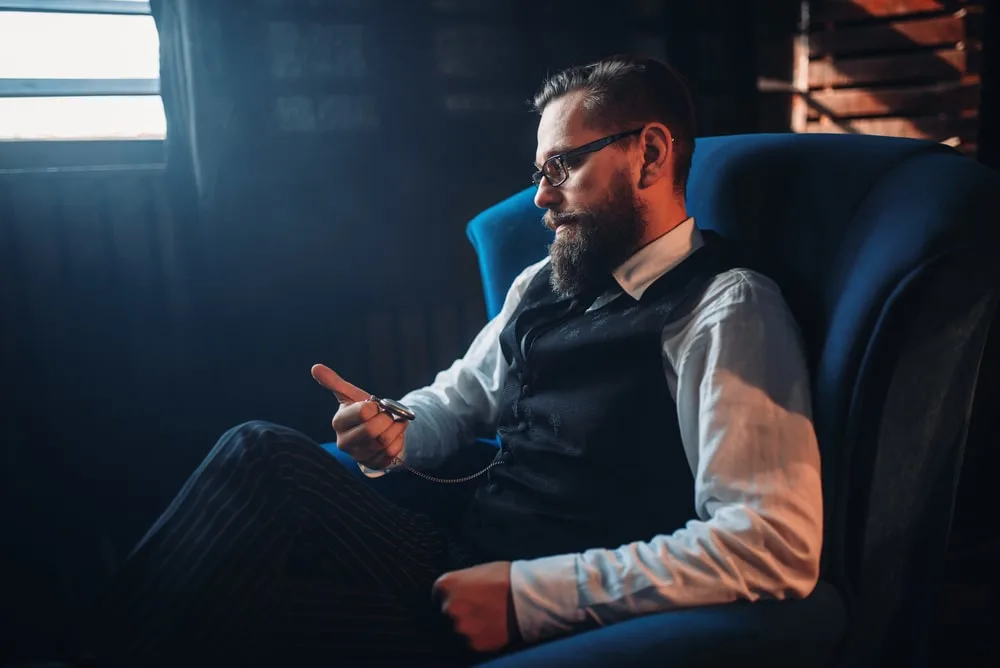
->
[532,128,643,188]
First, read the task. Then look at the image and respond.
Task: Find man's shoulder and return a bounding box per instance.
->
[689,267,793,328]
[659,266,800,360]
[704,267,783,304]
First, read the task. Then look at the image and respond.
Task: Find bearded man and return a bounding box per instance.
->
[92,54,823,668]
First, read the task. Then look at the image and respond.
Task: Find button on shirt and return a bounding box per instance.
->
[362,217,824,644]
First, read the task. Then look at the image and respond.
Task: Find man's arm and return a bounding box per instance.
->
[508,270,824,643]
[361,259,549,476]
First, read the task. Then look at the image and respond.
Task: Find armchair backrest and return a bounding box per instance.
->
[466,133,1000,665]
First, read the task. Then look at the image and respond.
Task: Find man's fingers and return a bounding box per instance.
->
[314,363,409,470]
[382,424,406,459]
[331,399,381,432]
[336,409,405,456]
[361,448,396,471]
[311,364,369,404]
[347,411,406,449]
[378,420,407,449]
[335,405,390,440]
[432,573,451,601]
[358,429,404,470]
[343,421,407,469]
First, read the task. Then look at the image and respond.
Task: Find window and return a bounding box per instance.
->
[0,0,165,168]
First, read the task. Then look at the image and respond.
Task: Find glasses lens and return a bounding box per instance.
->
[543,158,566,186]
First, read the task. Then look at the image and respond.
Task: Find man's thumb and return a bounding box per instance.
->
[311,364,369,404]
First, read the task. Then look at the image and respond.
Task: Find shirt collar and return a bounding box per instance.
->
[612,216,702,301]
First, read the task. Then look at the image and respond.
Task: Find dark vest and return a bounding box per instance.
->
[461,231,741,561]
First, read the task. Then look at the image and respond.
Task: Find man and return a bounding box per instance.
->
[94,54,823,667]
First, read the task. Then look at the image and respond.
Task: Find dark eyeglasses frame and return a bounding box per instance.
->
[532,127,644,187]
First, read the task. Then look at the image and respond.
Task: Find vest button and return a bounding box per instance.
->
[521,384,533,397]
[517,421,528,432]
[487,483,501,494]
[501,451,512,464]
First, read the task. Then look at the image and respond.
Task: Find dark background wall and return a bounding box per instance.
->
[0,0,995,662]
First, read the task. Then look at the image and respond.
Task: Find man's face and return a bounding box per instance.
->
[534,91,647,299]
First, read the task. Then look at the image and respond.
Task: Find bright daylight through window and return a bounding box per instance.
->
[0,0,164,141]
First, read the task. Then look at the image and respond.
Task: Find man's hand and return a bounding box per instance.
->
[310,363,406,469]
[433,561,517,653]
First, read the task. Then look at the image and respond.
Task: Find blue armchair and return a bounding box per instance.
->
[329,133,1000,666]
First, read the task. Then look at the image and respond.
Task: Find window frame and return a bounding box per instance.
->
[0,0,166,173]
[0,0,151,16]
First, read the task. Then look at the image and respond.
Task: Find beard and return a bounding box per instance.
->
[544,170,647,299]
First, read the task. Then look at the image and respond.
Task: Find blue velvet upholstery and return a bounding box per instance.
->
[463,133,1000,667]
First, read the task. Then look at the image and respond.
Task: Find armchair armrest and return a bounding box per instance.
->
[479,580,845,667]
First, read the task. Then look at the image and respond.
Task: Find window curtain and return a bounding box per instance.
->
[148,0,230,214]
[146,0,246,374]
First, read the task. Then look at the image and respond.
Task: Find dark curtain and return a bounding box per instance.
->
[0,170,195,663]
[150,0,232,211]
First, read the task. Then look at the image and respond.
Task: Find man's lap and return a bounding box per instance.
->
[95,420,487,666]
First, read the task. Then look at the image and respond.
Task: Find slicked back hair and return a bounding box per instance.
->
[533,54,696,197]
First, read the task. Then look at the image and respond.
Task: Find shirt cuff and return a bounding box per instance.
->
[510,553,589,644]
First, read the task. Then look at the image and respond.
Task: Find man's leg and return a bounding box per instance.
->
[94,420,474,667]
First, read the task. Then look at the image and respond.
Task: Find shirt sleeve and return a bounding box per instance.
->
[359,259,549,477]
[509,269,825,644]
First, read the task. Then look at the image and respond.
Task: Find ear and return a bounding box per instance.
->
[638,124,672,189]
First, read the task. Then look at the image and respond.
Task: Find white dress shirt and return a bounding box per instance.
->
[364,217,824,644]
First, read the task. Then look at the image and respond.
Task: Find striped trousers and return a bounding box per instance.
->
[93,420,487,667]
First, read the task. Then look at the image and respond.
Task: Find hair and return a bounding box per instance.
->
[532,54,696,197]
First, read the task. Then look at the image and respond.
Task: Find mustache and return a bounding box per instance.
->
[543,210,590,231]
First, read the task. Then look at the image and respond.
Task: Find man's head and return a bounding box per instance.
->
[531,55,696,298]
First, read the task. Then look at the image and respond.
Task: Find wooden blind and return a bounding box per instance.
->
[797,0,985,156]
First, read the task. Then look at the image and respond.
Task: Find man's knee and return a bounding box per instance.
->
[225,419,293,439]
[213,420,352,485]
[216,420,313,460]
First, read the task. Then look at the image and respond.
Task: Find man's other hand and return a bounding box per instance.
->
[433,561,517,653]
[311,363,406,470]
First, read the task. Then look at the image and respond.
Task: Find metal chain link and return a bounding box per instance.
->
[389,455,502,484]
[370,394,503,484]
